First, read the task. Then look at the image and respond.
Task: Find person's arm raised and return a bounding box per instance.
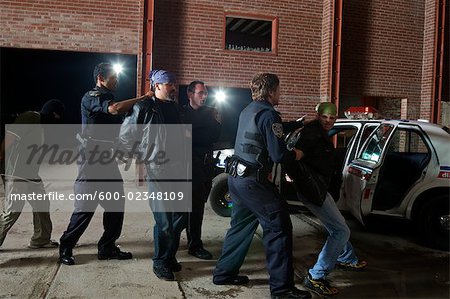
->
[108,90,154,115]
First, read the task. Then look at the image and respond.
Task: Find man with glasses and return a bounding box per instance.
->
[180,81,221,260]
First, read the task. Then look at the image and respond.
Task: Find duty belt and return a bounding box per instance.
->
[224,156,255,178]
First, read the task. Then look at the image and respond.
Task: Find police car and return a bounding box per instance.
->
[208,109,450,250]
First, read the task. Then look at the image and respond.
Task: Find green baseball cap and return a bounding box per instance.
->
[315,102,337,116]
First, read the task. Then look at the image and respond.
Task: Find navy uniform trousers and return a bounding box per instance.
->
[186,155,212,251]
[213,175,295,294]
[60,158,125,254]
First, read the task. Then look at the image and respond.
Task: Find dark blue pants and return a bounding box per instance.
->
[213,175,294,295]
[186,160,212,251]
[60,180,125,253]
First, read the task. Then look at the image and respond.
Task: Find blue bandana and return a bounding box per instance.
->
[149,70,176,86]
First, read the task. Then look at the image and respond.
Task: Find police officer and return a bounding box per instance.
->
[59,62,152,265]
[180,81,221,260]
[213,73,311,299]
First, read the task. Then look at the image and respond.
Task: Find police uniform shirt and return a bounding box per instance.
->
[81,86,123,141]
[255,101,295,165]
[181,105,221,157]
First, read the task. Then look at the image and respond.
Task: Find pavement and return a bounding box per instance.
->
[0,203,307,298]
[0,164,449,299]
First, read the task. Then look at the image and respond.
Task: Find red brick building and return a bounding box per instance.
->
[0,0,447,122]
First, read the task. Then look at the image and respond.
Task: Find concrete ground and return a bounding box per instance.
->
[0,164,449,299]
[0,203,314,298]
[2,204,449,299]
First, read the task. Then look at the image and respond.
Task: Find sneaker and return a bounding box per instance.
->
[303,273,339,296]
[336,260,368,271]
[271,287,312,299]
[28,240,59,249]
[153,266,175,281]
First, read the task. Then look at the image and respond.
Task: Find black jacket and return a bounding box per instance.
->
[119,97,187,178]
[286,120,337,206]
[179,104,221,158]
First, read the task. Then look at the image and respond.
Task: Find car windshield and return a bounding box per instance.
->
[359,124,394,163]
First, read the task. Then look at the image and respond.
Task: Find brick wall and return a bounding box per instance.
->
[0,0,145,92]
[320,0,334,103]
[340,0,426,119]
[152,0,328,120]
[420,0,438,121]
[0,0,439,122]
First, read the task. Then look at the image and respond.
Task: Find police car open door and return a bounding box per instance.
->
[343,123,396,224]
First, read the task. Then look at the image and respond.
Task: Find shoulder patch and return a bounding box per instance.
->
[272,123,283,138]
[88,90,101,97]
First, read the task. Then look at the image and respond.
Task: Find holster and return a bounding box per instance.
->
[76,133,117,157]
[255,152,271,185]
[225,155,253,178]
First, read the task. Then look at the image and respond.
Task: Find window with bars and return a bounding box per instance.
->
[224,14,278,53]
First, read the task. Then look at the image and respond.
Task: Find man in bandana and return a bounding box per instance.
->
[0,99,64,249]
[213,73,311,299]
[291,102,367,297]
[120,69,188,281]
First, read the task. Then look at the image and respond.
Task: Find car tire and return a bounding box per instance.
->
[417,195,449,251]
[209,173,232,217]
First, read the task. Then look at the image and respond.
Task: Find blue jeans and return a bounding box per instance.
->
[151,211,186,267]
[147,181,187,268]
[298,192,358,279]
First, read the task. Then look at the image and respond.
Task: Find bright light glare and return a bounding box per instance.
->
[113,64,123,74]
[215,90,227,102]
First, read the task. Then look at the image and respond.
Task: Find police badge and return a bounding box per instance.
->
[272,123,283,138]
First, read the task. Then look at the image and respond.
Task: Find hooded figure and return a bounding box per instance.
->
[39,99,65,124]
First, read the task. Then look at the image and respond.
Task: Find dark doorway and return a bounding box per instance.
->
[0,47,137,126]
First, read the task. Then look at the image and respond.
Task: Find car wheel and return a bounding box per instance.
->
[417,195,449,251]
[209,173,232,217]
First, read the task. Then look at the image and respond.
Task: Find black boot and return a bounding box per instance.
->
[59,247,75,265]
[98,246,132,260]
